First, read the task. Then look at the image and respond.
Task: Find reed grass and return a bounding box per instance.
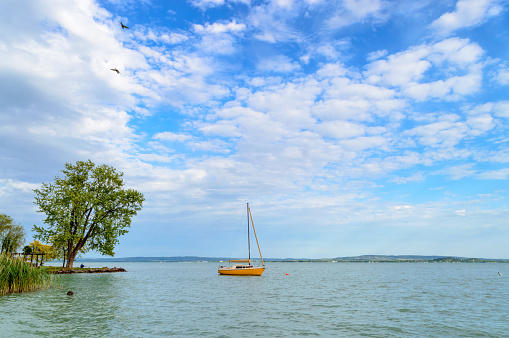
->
[0,254,57,295]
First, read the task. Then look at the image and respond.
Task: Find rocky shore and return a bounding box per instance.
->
[49,267,126,274]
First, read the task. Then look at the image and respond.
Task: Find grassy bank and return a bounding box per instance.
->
[44,266,89,272]
[0,254,58,295]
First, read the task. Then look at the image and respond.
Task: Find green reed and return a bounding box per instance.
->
[0,254,58,295]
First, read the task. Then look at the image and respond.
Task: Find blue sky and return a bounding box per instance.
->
[1,0,509,259]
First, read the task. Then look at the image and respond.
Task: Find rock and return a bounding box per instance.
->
[49,266,127,274]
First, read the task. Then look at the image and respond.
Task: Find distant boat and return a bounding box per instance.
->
[218,203,265,276]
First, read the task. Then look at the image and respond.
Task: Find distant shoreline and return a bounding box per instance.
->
[60,255,509,263]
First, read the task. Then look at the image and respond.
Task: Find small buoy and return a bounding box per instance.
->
[286,273,289,276]
[67,291,74,296]
[498,272,502,276]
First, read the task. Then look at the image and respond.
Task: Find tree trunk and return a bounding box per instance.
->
[66,243,75,269]
[65,241,84,269]
[66,253,75,269]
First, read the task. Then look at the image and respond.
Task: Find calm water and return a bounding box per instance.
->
[1,262,508,337]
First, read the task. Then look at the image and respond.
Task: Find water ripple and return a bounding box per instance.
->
[1,262,508,336]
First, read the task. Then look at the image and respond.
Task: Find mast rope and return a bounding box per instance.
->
[249,205,264,266]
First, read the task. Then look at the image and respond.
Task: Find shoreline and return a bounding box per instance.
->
[69,255,509,263]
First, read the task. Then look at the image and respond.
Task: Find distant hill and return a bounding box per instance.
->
[73,255,508,263]
[333,255,456,262]
[76,256,227,262]
[329,255,507,263]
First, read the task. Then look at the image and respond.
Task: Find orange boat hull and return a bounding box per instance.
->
[218,266,265,276]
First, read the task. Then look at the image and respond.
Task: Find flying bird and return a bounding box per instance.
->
[120,22,129,29]
[110,68,120,74]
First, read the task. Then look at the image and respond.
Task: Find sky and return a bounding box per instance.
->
[1,0,509,259]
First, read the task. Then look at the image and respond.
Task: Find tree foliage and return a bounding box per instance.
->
[23,245,32,255]
[33,160,144,268]
[29,240,60,261]
[0,214,25,254]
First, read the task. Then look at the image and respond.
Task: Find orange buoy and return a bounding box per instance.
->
[286,273,289,276]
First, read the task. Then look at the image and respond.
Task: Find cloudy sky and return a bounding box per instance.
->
[1,0,508,259]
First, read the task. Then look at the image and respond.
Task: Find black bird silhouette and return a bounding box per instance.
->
[120,22,129,29]
[110,68,120,74]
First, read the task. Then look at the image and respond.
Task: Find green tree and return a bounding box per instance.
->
[23,245,32,255]
[0,214,26,254]
[33,160,144,268]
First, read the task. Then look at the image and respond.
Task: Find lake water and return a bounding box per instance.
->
[1,262,508,337]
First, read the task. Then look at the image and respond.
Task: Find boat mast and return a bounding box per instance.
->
[247,203,251,264]
[249,205,265,266]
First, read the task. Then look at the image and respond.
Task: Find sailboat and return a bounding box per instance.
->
[218,203,265,276]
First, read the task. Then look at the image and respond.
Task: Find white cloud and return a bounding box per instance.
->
[339,135,388,151]
[431,38,484,66]
[466,114,495,136]
[366,49,388,61]
[403,71,482,101]
[245,80,321,132]
[312,99,371,121]
[477,168,509,180]
[313,41,350,61]
[328,0,382,28]
[364,38,485,101]
[389,172,425,184]
[189,0,226,10]
[315,63,348,78]
[246,76,282,87]
[275,0,294,9]
[0,179,40,193]
[365,38,484,87]
[161,33,189,44]
[314,120,366,139]
[456,209,467,216]
[315,44,340,60]
[442,164,476,180]
[257,55,301,73]
[193,20,246,54]
[138,154,181,163]
[468,101,509,118]
[326,78,396,101]
[494,65,509,85]
[431,0,503,36]
[248,1,308,43]
[215,106,275,137]
[300,55,310,64]
[492,101,509,118]
[198,121,242,137]
[198,34,239,54]
[365,51,432,87]
[189,0,251,9]
[134,28,189,45]
[405,117,467,148]
[154,132,193,142]
[194,20,246,34]
[254,31,277,43]
[316,76,401,120]
[188,139,232,153]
